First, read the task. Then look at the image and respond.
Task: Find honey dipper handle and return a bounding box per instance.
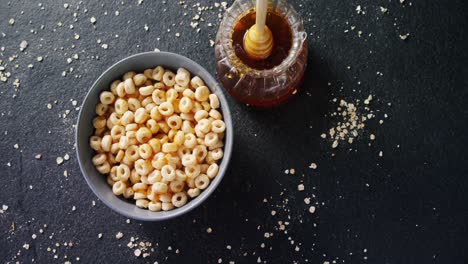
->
[256,0,267,34]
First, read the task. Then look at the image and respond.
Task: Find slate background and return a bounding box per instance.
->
[0,0,467,263]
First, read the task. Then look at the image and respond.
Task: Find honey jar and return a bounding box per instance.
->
[215,0,308,106]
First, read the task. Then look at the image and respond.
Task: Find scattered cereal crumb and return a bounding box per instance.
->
[309,206,316,214]
[399,33,410,40]
[101,43,109,49]
[35,154,42,160]
[116,232,124,239]
[37,56,43,62]
[98,233,103,239]
[56,157,64,165]
[206,227,212,233]
[90,17,97,24]
[134,248,142,257]
[64,154,70,161]
[332,140,339,148]
[297,184,305,191]
[1,204,8,213]
[364,95,373,105]
[9,18,15,25]
[356,5,365,15]
[309,163,317,169]
[370,134,376,140]
[20,40,28,51]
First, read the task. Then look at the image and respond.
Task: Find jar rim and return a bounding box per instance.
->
[217,0,307,77]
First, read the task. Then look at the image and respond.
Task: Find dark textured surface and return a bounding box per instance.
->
[0,0,467,263]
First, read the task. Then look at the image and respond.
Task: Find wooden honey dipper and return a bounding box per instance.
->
[243,0,273,60]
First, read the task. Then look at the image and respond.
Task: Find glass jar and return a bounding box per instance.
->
[215,0,308,107]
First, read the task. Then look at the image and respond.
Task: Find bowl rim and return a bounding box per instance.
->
[75,51,233,221]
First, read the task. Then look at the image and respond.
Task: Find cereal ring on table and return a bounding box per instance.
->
[194,174,210,190]
[172,192,188,208]
[195,86,210,102]
[100,91,115,105]
[190,76,205,89]
[152,66,164,81]
[162,71,176,87]
[133,73,147,86]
